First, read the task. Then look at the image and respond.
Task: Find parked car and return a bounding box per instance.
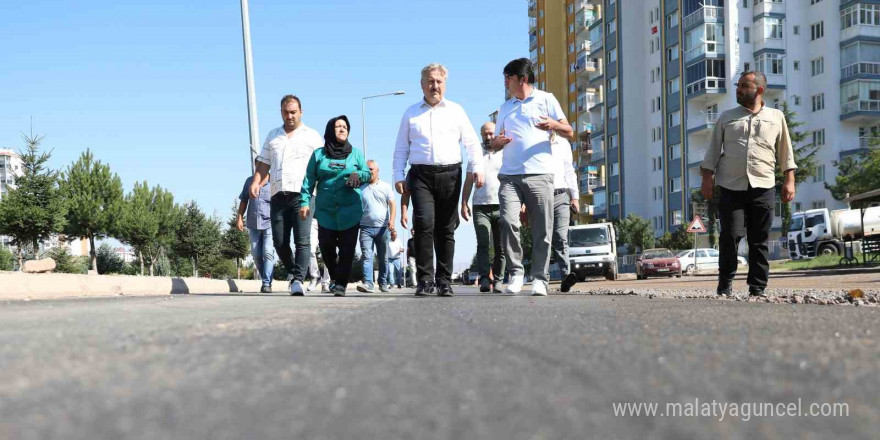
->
[636,248,682,279]
[676,249,746,273]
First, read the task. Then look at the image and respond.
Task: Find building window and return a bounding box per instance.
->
[811,57,824,76]
[569,43,574,53]
[793,25,800,35]
[608,48,617,64]
[611,162,619,176]
[756,53,784,75]
[793,61,800,71]
[841,4,880,30]
[668,45,680,62]
[743,62,751,72]
[669,177,681,193]
[609,105,619,120]
[813,165,826,182]
[743,27,750,43]
[668,77,680,94]
[811,21,824,41]
[668,110,681,128]
[570,83,576,93]
[761,18,784,39]
[610,77,618,92]
[793,95,801,105]
[670,210,683,226]
[667,11,679,30]
[611,191,620,205]
[608,19,617,35]
[668,143,681,160]
[813,129,825,145]
[570,102,576,113]
[811,93,825,112]
[812,200,826,209]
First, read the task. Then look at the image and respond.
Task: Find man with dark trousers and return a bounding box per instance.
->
[700,71,796,297]
[393,63,484,297]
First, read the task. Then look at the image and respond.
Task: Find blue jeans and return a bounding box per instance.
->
[359,225,389,286]
[248,228,275,286]
[388,257,403,287]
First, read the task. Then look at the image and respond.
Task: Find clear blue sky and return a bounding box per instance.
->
[0,0,528,271]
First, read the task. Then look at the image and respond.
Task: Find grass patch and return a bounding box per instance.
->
[770,253,867,271]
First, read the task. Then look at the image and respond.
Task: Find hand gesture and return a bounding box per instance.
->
[491,130,512,150]
[535,116,556,132]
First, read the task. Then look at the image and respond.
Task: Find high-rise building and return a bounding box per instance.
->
[0,148,24,249]
[555,0,878,238]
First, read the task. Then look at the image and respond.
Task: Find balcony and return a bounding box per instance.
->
[841,62,880,80]
[587,88,603,110]
[683,5,722,31]
[529,16,537,30]
[752,0,785,18]
[686,77,726,96]
[687,148,708,167]
[587,60,603,81]
[529,32,538,50]
[579,40,591,54]
[752,36,784,53]
[586,121,604,136]
[591,147,606,162]
[765,73,786,88]
[841,23,880,42]
[841,99,880,120]
[687,112,719,135]
[685,42,725,64]
[528,0,537,17]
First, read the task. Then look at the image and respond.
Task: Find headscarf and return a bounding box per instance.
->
[323,115,353,160]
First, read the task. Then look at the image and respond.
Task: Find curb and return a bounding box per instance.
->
[0,272,266,301]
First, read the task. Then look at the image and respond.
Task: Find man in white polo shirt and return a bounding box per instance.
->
[393,63,484,297]
[550,136,580,293]
[250,95,324,296]
[490,58,573,296]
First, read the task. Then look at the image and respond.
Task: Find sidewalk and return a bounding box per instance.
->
[0,272,266,301]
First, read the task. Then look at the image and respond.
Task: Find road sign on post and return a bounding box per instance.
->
[686,215,707,233]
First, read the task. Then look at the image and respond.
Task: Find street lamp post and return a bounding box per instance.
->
[361,91,405,157]
[239,0,259,173]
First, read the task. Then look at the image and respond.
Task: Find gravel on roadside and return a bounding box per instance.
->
[558,285,880,306]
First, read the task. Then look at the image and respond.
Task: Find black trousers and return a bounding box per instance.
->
[270,192,311,282]
[317,224,360,287]
[408,164,462,285]
[718,185,775,289]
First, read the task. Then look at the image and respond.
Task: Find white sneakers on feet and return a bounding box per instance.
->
[289,280,305,296]
[505,275,524,294]
[306,280,318,292]
[531,280,548,296]
[321,283,330,293]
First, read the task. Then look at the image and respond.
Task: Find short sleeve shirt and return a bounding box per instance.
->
[238,176,272,230]
[495,88,565,175]
[360,180,394,227]
[256,124,324,196]
[468,148,503,206]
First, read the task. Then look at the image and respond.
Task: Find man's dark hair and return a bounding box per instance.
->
[503,58,536,84]
[739,71,767,90]
[280,95,302,109]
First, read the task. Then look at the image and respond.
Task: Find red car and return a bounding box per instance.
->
[636,248,682,280]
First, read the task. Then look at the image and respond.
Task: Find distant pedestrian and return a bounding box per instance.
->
[461,121,505,293]
[357,160,396,293]
[307,210,331,293]
[251,95,323,296]
[406,236,416,288]
[700,71,796,298]
[387,229,405,289]
[393,63,485,297]
[236,175,274,293]
[491,58,573,296]
[300,115,371,296]
[549,136,579,293]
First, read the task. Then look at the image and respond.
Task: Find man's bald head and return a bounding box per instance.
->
[480,122,496,145]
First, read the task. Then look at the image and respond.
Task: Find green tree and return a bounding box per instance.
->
[0,134,66,267]
[777,102,819,236]
[174,201,221,278]
[118,182,178,275]
[220,204,249,279]
[47,246,87,274]
[656,226,695,251]
[96,242,126,275]
[825,148,880,201]
[59,149,124,272]
[0,246,14,271]
[614,213,655,254]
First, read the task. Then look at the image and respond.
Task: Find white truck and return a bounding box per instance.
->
[787,207,880,259]
[568,222,618,281]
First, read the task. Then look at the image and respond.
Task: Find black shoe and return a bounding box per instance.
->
[437,284,454,297]
[748,286,767,298]
[560,273,578,293]
[260,285,272,294]
[415,282,434,297]
[491,282,502,293]
[716,283,732,297]
[479,277,491,293]
[333,284,346,297]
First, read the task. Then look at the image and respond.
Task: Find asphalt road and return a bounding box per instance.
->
[1,288,877,440]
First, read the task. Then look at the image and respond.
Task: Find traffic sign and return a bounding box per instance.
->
[686,215,707,233]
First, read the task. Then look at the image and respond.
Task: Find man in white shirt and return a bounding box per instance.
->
[358,160,396,293]
[490,58,573,296]
[461,121,505,293]
[250,95,324,296]
[393,63,485,297]
[387,229,405,289]
[550,136,580,293]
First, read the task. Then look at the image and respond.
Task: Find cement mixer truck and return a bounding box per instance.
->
[787,206,880,259]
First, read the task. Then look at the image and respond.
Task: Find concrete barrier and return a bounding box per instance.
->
[0,272,268,301]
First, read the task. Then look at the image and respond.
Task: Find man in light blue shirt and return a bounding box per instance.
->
[490,58,573,296]
[237,175,274,293]
[358,160,396,293]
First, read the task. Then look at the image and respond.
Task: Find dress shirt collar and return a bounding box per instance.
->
[512,87,537,104]
[737,101,766,115]
[421,98,448,109]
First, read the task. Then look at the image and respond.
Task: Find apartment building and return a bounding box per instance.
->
[1,149,24,249]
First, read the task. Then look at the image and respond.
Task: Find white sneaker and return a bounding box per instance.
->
[321,283,330,293]
[289,280,305,296]
[531,280,548,296]
[306,280,318,292]
[505,275,524,294]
